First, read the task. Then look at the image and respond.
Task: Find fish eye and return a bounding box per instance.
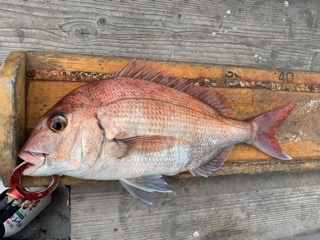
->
[48,114,67,132]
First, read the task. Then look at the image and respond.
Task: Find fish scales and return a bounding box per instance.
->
[90,99,230,178]
[58,77,250,179]
[65,77,218,117]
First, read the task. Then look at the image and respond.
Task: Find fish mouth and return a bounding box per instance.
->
[18,150,46,175]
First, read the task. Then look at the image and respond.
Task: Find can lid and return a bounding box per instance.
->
[6,162,59,203]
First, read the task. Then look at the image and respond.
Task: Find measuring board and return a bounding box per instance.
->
[0,51,319,186]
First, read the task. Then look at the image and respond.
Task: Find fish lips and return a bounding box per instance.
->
[18,150,46,175]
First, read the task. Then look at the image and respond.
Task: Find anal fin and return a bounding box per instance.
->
[190,146,234,177]
[119,174,172,205]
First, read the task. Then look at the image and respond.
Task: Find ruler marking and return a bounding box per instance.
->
[27,66,320,93]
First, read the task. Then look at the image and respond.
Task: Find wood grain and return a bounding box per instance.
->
[0,51,25,186]
[71,171,320,240]
[0,0,320,72]
[26,52,320,88]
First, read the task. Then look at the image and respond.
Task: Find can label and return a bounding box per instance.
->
[6,210,26,228]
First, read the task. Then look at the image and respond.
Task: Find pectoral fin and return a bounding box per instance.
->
[190,146,234,177]
[119,174,172,205]
[117,135,189,153]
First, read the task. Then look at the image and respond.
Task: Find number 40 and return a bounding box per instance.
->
[279,71,294,82]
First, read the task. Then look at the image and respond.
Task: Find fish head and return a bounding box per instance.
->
[19,100,103,177]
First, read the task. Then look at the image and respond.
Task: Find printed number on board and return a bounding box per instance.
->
[279,71,294,82]
[225,71,241,78]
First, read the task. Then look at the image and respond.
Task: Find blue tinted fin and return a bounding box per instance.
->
[119,180,153,205]
[119,175,172,204]
[121,174,172,193]
[190,146,234,177]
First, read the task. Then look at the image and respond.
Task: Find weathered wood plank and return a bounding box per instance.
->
[25,51,320,95]
[26,51,320,88]
[0,51,25,186]
[71,171,320,240]
[0,0,320,72]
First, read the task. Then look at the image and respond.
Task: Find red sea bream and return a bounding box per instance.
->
[19,60,296,204]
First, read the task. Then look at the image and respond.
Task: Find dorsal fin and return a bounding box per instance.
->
[113,60,229,117]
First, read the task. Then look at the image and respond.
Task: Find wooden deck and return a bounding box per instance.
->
[1,0,320,239]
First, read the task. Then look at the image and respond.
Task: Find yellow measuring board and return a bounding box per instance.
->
[0,51,319,185]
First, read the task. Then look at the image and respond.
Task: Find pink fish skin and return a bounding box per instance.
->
[19,60,296,204]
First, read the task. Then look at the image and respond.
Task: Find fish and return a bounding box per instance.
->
[19,60,296,204]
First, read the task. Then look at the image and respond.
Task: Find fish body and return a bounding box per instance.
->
[19,61,296,204]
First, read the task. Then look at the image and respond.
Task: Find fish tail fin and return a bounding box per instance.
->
[247,103,296,160]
